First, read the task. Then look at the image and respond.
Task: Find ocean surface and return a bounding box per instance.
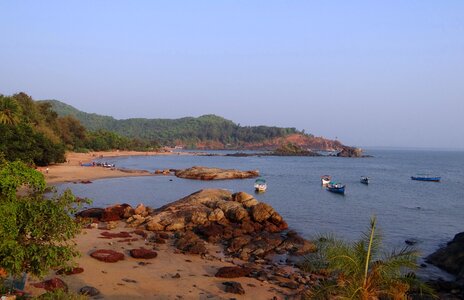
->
[57,149,464,279]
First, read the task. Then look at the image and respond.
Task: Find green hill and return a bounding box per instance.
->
[41,100,301,147]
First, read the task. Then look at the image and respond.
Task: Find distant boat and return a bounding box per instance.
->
[254,178,267,192]
[321,175,331,186]
[327,182,346,194]
[411,174,441,182]
[360,176,370,184]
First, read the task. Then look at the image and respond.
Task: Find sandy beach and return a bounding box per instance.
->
[42,150,176,184]
[28,151,295,299]
[25,222,292,299]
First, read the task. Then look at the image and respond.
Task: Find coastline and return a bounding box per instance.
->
[43,150,180,184]
[31,158,300,298]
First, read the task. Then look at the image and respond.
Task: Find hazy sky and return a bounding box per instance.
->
[1,1,463,149]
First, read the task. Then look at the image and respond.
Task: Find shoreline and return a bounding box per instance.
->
[43,150,182,185]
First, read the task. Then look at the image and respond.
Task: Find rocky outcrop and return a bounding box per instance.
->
[174,166,259,180]
[142,189,314,262]
[337,146,363,158]
[427,232,464,280]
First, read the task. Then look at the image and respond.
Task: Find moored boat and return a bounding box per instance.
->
[327,182,345,194]
[254,178,267,192]
[360,176,369,184]
[411,175,441,182]
[321,175,331,186]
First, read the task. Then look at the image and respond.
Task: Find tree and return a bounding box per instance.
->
[302,217,435,299]
[0,96,22,125]
[0,158,89,287]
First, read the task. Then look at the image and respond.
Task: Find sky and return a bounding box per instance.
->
[1,1,463,149]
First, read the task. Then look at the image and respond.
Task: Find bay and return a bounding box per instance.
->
[57,149,464,279]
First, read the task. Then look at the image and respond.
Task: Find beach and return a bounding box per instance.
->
[43,151,176,184]
[27,151,296,299]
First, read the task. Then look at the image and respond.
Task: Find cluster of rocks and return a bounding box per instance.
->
[174,166,260,180]
[426,232,464,298]
[76,189,318,296]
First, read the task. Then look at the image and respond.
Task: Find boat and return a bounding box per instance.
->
[254,178,267,192]
[360,176,369,184]
[326,182,346,194]
[411,174,441,182]
[321,175,331,186]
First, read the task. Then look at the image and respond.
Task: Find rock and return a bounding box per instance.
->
[223,281,245,295]
[130,248,158,259]
[101,204,132,222]
[158,232,170,239]
[208,208,225,222]
[251,203,275,223]
[189,210,209,225]
[127,214,146,227]
[215,266,253,278]
[90,249,125,262]
[146,219,165,231]
[100,231,132,238]
[175,231,208,255]
[427,232,464,280]
[219,201,249,223]
[134,204,148,217]
[76,208,104,220]
[56,267,84,275]
[405,238,419,246]
[232,192,259,208]
[79,286,100,296]
[337,146,363,157]
[175,166,259,180]
[196,223,225,243]
[133,229,148,238]
[32,278,68,292]
[228,235,252,253]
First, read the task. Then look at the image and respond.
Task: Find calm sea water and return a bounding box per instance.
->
[57,149,464,279]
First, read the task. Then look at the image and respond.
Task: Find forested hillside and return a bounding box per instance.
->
[0,93,159,165]
[43,100,303,147]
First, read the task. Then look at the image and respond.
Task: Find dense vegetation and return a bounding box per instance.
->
[0,158,88,291]
[43,100,302,147]
[0,93,159,166]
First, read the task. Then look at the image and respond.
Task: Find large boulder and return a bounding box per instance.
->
[175,166,259,180]
[427,232,464,280]
[101,204,132,222]
[76,208,104,219]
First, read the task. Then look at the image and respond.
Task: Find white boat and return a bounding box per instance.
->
[321,175,331,186]
[254,178,267,192]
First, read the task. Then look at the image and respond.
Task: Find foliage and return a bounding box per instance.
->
[303,217,435,300]
[36,288,89,299]
[43,99,303,147]
[0,95,22,125]
[0,159,90,280]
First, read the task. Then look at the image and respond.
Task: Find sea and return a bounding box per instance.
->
[56,149,464,280]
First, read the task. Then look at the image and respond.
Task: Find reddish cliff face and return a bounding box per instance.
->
[175,133,349,152]
[240,134,345,151]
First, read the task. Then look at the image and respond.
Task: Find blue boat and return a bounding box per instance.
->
[327,182,346,194]
[411,175,441,182]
